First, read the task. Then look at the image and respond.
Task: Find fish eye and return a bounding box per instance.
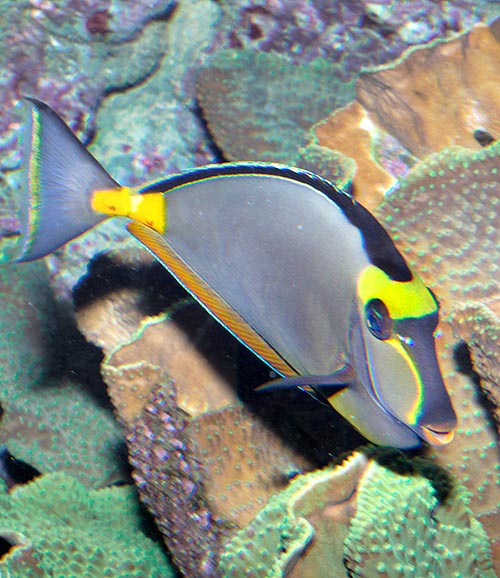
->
[365,299,392,340]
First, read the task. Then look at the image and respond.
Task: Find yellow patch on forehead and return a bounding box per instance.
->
[357,265,437,319]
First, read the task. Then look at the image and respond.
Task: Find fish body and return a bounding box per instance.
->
[15,98,456,448]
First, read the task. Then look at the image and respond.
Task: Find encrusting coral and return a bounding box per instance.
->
[356,20,500,157]
[451,298,500,419]
[196,49,355,165]
[81,52,500,574]
[0,471,173,577]
[219,452,495,577]
[212,0,494,72]
[343,457,495,578]
[375,140,500,570]
[220,451,368,577]
[127,379,314,577]
[0,259,124,488]
[75,249,239,428]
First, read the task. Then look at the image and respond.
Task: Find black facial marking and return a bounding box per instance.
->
[139,163,412,281]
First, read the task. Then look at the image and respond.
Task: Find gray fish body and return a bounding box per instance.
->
[165,174,368,376]
[12,99,457,449]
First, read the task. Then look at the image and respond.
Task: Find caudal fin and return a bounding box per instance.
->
[15,98,120,261]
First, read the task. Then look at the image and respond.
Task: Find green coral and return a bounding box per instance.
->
[344,460,495,577]
[0,261,124,488]
[219,452,367,577]
[0,472,174,577]
[377,143,500,313]
[294,143,355,191]
[219,453,494,577]
[196,49,355,163]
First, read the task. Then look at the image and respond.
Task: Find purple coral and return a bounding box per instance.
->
[212,0,492,77]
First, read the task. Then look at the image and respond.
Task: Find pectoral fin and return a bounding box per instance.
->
[257,365,354,394]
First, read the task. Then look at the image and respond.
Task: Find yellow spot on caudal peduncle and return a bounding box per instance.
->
[91,187,167,234]
[357,265,437,320]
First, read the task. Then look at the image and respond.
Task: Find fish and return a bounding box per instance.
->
[14,97,457,448]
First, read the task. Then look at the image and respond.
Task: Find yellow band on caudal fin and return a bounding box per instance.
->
[91,187,167,234]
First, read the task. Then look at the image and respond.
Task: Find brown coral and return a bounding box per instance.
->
[75,252,238,428]
[128,380,312,577]
[452,298,500,401]
[356,20,500,157]
[313,20,500,204]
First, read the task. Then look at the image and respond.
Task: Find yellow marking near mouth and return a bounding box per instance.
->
[91,187,167,233]
[385,338,423,426]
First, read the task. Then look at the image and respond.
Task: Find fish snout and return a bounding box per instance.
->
[418,421,456,446]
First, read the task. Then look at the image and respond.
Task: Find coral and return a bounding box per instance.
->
[312,20,500,202]
[3,2,500,575]
[313,101,405,209]
[451,298,500,425]
[374,142,500,571]
[75,249,238,428]
[127,380,314,577]
[103,310,237,425]
[116,131,500,576]
[128,383,224,578]
[294,143,356,192]
[212,0,494,71]
[0,260,125,488]
[0,0,173,174]
[2,0,217,300]
[221,452,368,577]
[0,471,173,577]
[356,21,500,157]
[198,18,500,206]
[218,451,494,577]
[377,143,500,319]
[343,459,495,577]
[196,49,355,164]
[91,0,221,187]
[311,23,500,202]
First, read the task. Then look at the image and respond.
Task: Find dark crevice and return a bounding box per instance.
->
[453,340,499,444]
[0,535,16,559]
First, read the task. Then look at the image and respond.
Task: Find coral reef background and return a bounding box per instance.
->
[1,0,500,576]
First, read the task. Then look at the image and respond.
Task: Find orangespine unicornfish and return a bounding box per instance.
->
[14,98,457,448]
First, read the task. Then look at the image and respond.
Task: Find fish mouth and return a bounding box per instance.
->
[420,425,455,446]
